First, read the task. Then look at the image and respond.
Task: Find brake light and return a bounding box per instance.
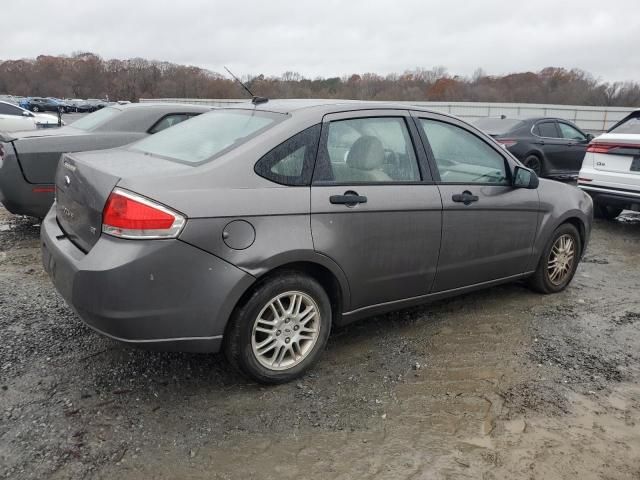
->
[496,139,517,148]
[0,144,5,160]
[102,188,185,239]
[586,142,640,154]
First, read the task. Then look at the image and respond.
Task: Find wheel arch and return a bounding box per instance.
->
[230,254,351,329]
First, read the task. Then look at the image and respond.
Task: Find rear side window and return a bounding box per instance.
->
[313,117,421,184]
[255,124,321,186]
[149,113,199,134]
[131,110,282,164]
[535,121,561,138]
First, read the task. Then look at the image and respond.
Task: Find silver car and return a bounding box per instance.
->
[41,100,593,383]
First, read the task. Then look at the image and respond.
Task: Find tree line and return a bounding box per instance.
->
[1,52,639,106]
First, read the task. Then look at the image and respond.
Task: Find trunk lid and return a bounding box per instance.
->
[55,148,190,252]
[591,133,640,174]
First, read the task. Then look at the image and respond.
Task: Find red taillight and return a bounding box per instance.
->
[102,188,185,239]
[577,177,592,182]
[586,142,640,154]
[497,139,517,148]
[32,186,55,193]
[0,144,5,160]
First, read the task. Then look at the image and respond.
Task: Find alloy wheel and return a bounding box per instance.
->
[547,234,575,285]
[251,291,321,371]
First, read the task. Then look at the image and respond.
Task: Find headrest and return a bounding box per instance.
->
[346,136,385,171]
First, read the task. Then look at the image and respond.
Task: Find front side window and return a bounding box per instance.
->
[535,121,561,138]
[0,103,21,115]
[558,122,586,141]
[255,124,321,186]
[131,109,282,164]
[314,116,421,184]
[420,119,509,185]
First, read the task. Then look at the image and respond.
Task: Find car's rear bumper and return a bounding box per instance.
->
[41,206,255,353]
[578,183,640,208]
[0,148,54,218]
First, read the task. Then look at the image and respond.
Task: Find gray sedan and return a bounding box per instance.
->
[41,100,593,383]
[0,103,210,218]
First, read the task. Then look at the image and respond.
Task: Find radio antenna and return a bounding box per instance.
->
[224,67,268,105]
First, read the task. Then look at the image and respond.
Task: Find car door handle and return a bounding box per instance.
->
[452,191,479,205]
[330,191,368,206]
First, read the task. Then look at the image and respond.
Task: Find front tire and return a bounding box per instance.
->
[523,154,543,176]
[528,223,581,294]
[224,272,332,384]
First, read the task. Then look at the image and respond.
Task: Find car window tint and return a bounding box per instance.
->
[149,113,196,134]
[610,115,640,134]
[536,121,560,138]
[558,123,586,141]
[420,119,509,185]
[255,124,321,186]
[315,117,420,184]
[0,103,19,115]
[131,110,281,164]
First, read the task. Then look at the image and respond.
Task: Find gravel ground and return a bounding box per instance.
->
[0,205,639,479]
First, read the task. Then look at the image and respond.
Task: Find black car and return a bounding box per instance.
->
[474,117,594,179]
[21,97,67,113]
[66,99,94,113]
[86,99,108,110]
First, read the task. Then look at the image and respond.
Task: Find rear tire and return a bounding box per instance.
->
[31,106,39,112]
[528,223,581,294]
[594,203,623,220]
[523,154,543,176]
[224,272,332,384]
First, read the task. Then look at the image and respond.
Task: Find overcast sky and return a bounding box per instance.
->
[3,0,639,82]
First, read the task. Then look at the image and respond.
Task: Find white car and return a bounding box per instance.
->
[0,101,63,132]
[578,110,640,219]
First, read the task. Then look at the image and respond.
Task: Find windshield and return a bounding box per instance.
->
[610,113,640,135]
[130,109,282,164]
[473,118,524,135]
[71,107,120,131]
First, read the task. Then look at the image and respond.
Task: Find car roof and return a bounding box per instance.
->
[217,98,465,120]
[113,102,212,113]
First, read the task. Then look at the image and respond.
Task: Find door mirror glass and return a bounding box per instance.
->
[513,166,539,189]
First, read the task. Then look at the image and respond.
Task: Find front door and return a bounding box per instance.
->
[310,110,442,312]
[414,114,539,292]
[557,121,589,171]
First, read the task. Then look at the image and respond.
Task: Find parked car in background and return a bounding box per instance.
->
[66,99,94,113]
[474,117,593,179]
[19,97,67,113]
[86,98,108,110]
[0,103,210,217]
[0,100,63,131]
[578,109,640,219]
[40,100,593,383]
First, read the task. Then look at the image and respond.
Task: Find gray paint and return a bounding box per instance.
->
[40,100,593,352]
[0,103,210,217]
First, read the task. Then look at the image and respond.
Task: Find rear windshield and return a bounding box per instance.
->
[130,109,281,164]
[71,107,120,131]
[473,118,524,135]
[609,113,640,134]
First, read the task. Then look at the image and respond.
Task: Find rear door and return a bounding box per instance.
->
[310,110,442,312]
[413,113,539,292]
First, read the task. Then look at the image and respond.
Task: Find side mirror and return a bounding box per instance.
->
[513,165,539,189]
[22,110,32,117]
[586,133,594,142]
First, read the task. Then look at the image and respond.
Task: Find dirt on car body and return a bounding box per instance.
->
[1,206,639,479]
